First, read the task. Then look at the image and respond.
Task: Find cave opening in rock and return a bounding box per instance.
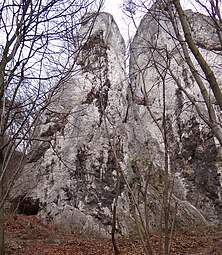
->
[11,195,40,215]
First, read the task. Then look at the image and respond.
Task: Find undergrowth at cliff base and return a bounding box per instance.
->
[4,213,222,255]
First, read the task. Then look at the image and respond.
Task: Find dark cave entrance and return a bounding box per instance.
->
[11,195,40,215]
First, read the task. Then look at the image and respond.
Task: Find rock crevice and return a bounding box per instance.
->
[10,10,222,236]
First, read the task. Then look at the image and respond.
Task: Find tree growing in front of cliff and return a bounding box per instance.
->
[126,0,222,144]
[0,0,104,253]
[122,0,222,254]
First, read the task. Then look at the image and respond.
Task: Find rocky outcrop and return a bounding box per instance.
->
[129,7,222,223]
[11,12,130,237]
[10,9,222,237]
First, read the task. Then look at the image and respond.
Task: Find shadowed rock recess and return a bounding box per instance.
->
[10,10,222,236]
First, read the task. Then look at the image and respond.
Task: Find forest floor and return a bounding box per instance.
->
[4,213,222,255]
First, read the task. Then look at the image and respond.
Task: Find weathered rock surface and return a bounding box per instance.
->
[11,12,130,237]
[129,7,222,224]
[10,9,222,237]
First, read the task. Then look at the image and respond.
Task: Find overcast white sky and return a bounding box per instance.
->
[102,0,203,41]
[103,0,133,41]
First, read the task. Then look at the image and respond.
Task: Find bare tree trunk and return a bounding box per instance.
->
[0,141,4,254]
[111,166,120,255]
[0,160,4,255]
[173,0,222,110]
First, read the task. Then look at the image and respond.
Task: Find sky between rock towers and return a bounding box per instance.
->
[103,0,207,42]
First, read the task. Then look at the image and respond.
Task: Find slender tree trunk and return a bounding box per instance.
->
[111,165,120,255]
[0,144,4,255]
[0,166,4,255]
[173,0,222,111]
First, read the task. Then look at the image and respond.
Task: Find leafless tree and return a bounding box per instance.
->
[0,0,104,253]
[125,0,222,144]
[122,0,222,254]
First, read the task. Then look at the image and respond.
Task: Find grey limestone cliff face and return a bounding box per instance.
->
[11,12,130,237]
[129,8,222,223]
[10,9,222,236]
